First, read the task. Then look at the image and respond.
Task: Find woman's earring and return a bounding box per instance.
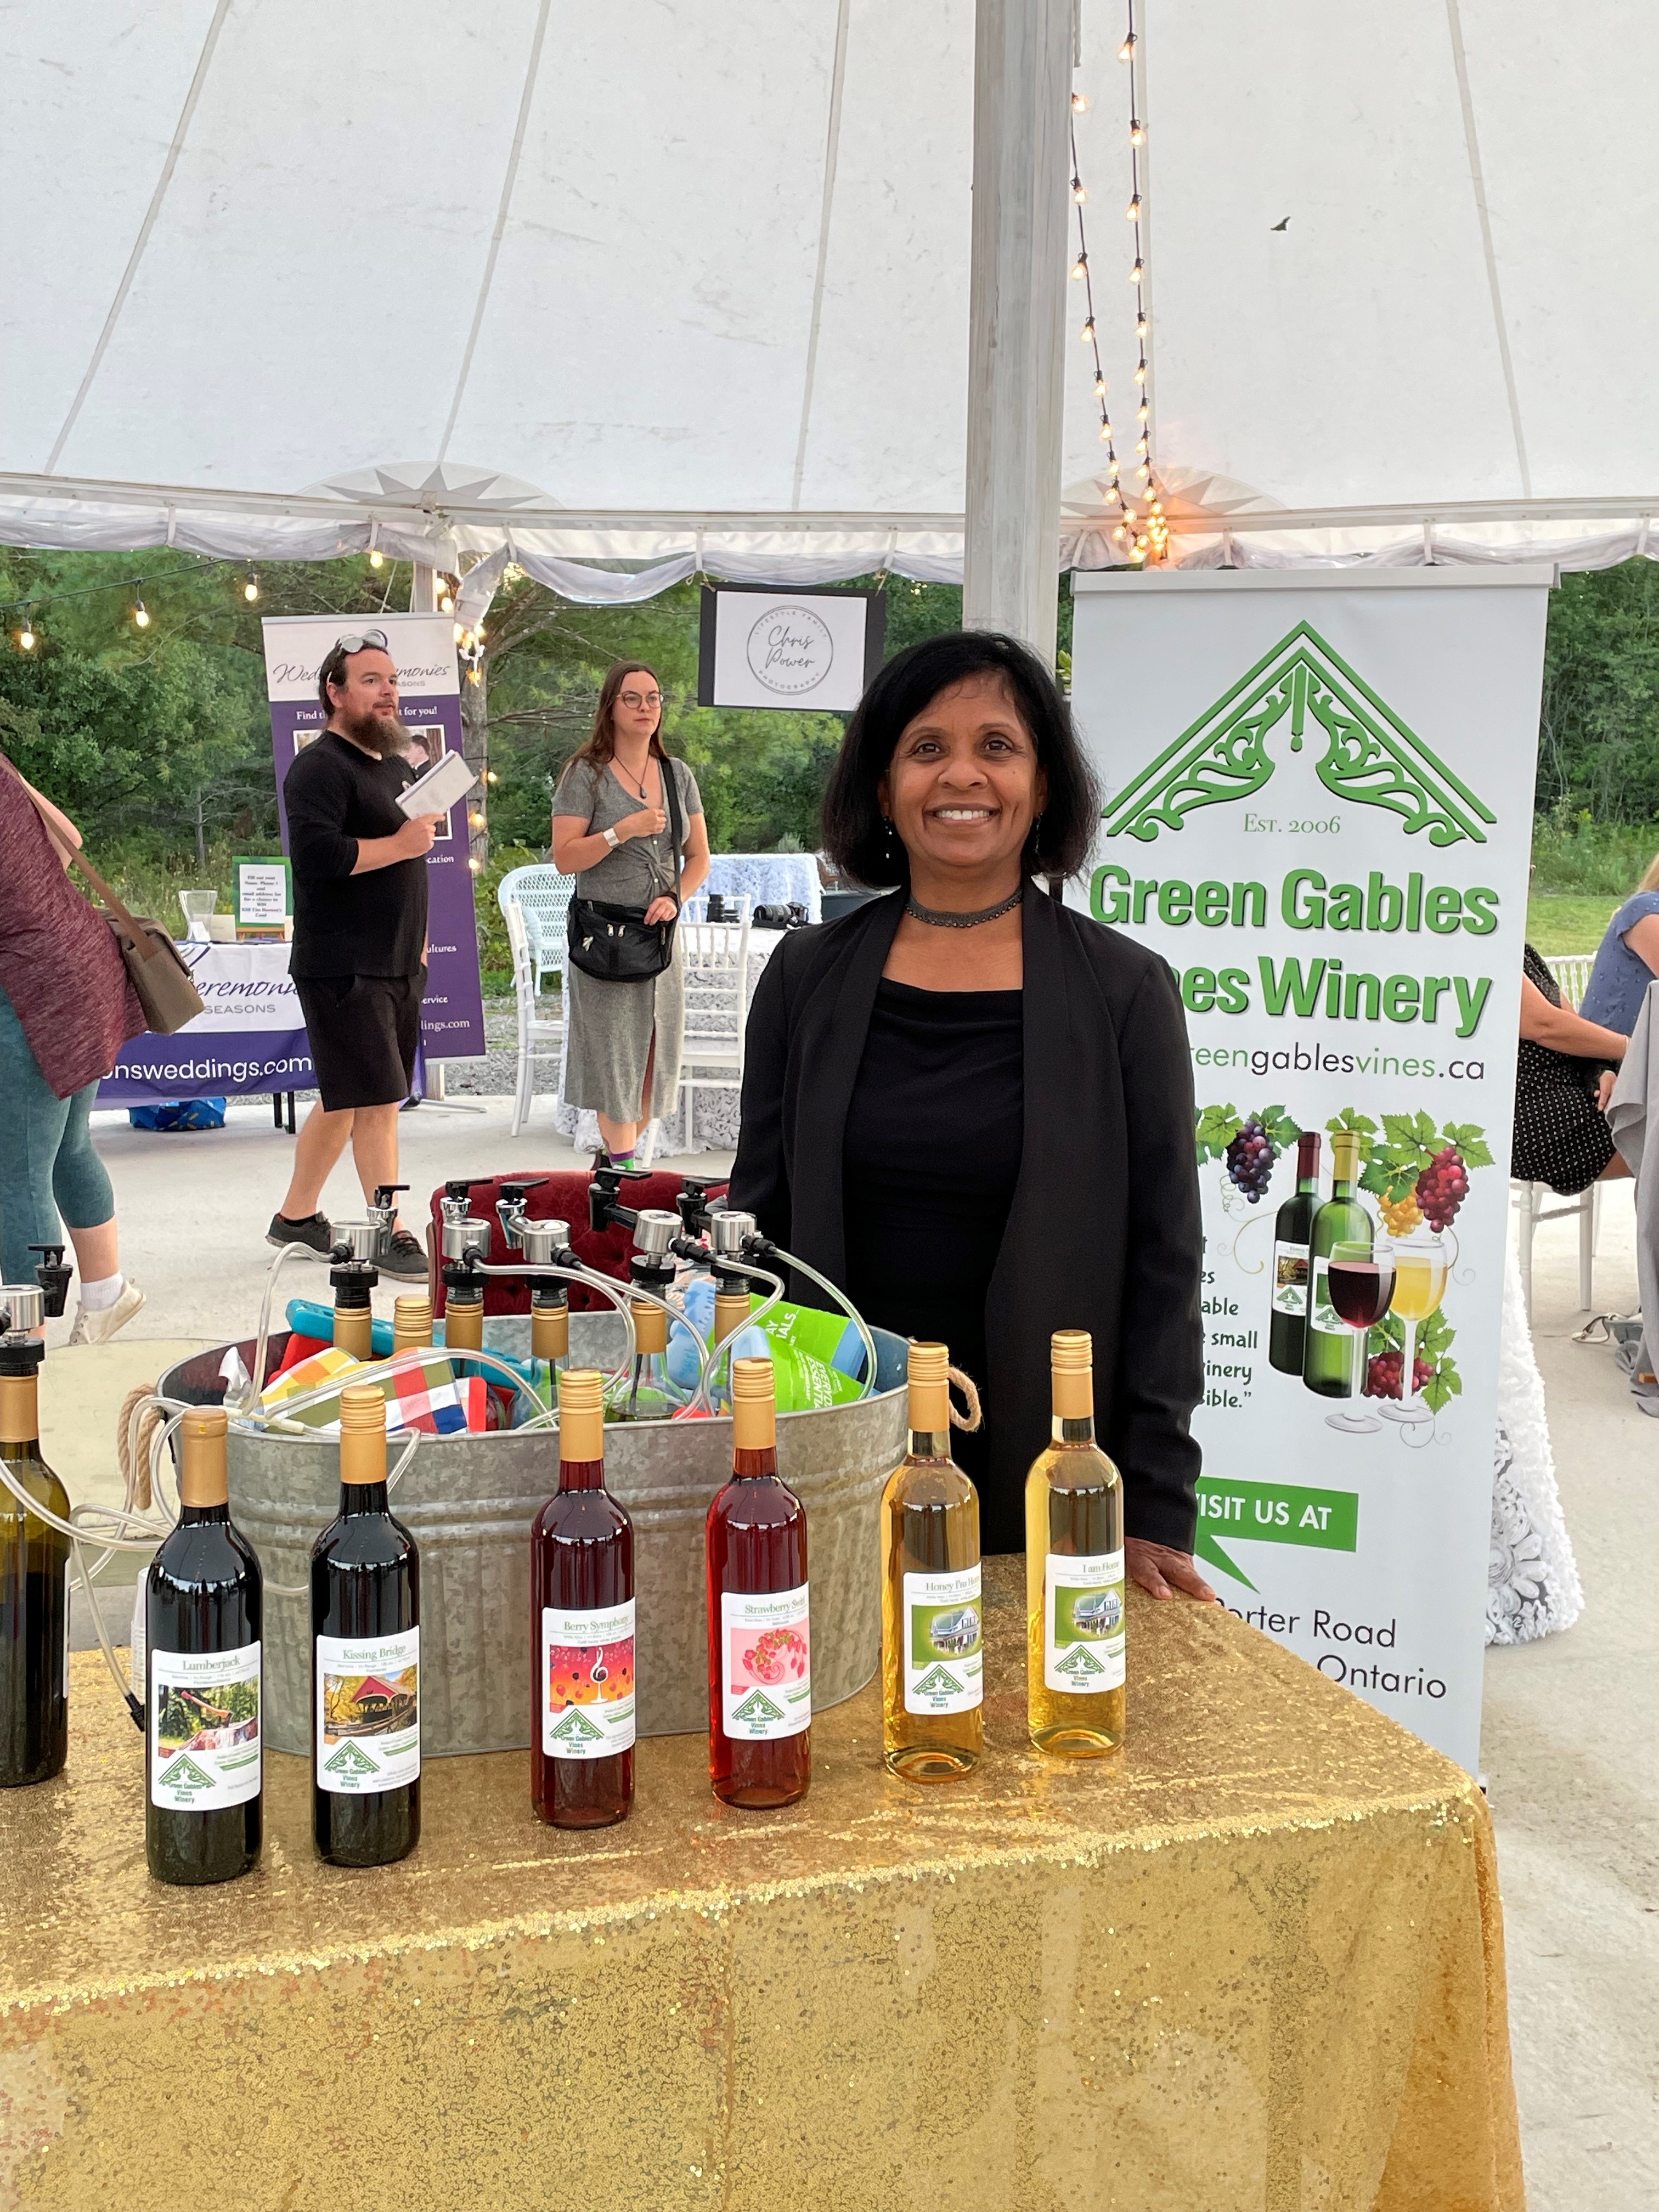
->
[883,816,899,856]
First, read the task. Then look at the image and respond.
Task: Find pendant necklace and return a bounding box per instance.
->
[904,887,1023,929]
[616,749,652,805]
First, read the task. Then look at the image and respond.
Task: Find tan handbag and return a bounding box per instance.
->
[37,812,206,1035]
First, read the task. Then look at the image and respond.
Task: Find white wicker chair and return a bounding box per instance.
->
[676,910,752,1146]
[505,900,564,1138]
[497,864,574,996]
[1545,952,1594,1009]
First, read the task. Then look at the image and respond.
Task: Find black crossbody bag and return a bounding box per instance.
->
[566,756,684,983]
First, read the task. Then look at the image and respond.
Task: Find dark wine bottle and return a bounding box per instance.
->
[0,1293,70,1790]
[311,1385,420,1866]
[532,1367,634,1828]
[146,1406,262,1885]
[1302,1130,1372,1398]
[1268,1130,1323,1375]
[706,1357,810,1808]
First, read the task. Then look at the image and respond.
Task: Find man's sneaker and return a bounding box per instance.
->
[381,1229,430,1283]
[267,1211,334,1259]
[66,1281,146,1347]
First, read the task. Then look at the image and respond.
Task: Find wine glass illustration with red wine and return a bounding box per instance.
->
[1323,1238,1396,1435]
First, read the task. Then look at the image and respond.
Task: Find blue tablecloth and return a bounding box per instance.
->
[691,851,821,923]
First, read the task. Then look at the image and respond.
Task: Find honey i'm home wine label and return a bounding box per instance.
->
[902,1566,984,1715]
[315,1629,420,1793]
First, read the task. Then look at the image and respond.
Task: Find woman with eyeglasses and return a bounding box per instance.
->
[551,663,710,1166]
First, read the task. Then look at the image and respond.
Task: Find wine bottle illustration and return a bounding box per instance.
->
[1268,1130,1322,1375]
[1301,1129,1373,1408]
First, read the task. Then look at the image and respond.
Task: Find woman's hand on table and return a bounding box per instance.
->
[644,895,679,927]
[1126,1539,1218,1603]
[617,805,667,843]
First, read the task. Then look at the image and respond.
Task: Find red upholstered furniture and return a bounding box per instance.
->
[426,1170,726,1317]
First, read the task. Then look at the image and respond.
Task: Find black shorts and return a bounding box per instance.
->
[294,971,424,1110]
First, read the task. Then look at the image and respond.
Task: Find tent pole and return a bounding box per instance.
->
[963,0,1071,661]
[409,563,437,614]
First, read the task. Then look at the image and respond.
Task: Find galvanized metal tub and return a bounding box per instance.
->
[159,1317,907,1757]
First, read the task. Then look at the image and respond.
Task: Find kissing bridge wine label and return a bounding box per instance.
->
[315,1628,420,1794]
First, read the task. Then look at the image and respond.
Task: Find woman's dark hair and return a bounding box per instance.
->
[572,662,668,769]
[821,630,1101,887]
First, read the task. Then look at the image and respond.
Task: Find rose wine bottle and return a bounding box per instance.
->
[1268,1130,1322,1375]
[1302,1130,1372,1399]
[311,1386,421,1866]
[146,1407,263,1886]
[881,1341,981,1781]
[1025,1330,1125,1757]
[0,1295,69,1789]
[706,1357,810,1807]
[531,1368,634,1828]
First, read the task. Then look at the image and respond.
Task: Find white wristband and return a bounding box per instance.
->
[602,826,620,851]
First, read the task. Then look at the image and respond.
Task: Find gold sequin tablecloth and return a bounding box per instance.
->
[0,1562,1522,2212]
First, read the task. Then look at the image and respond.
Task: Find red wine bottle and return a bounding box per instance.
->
[531,1367,634,1827]
[311,1386,420,1866]
[1268,1130,1321,1375]
[146,1407,262,1885]
[706,1358,810,1808]
[0,1307,69,1789]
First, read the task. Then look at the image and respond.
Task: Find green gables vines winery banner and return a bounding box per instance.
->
[1069,568,1553,1772]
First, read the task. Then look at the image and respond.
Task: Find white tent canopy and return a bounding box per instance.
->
[4,0,1657,583]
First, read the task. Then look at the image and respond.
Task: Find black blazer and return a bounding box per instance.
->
[728,882,1204,1553]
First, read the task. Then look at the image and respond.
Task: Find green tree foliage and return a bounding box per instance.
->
[1538,560,1659,822]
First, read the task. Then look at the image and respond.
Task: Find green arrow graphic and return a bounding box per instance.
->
[1194,1477,1358,1589]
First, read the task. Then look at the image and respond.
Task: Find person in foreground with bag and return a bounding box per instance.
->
[0,750,147,1341]
[551,662,710,1166]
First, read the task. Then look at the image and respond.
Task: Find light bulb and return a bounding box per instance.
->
[1137,438,1149,457]
[454,622,465,641]
[439,594,454,614]
[1118,33,1136,61]
[1113,526,1126,542]
[1136,313,1149,338]
[1093,373,1107,397]
[1099,421,1112,441]
[1071,90,1090,111]
[1150,499,1164,515]
[1108,459,1120,479]
[1071,255,1088,280]
[369,549,384,569]
[469,810,483,828]
[1130,259,1144,284]
[1126,197,1142,221]
[1080,318,1096,343]
[1138,402,1149,420]
[243,573,259,602]
[1124,508,1138,523]
[486,769,499,785]
[474,624,485,642]
[1129,119,1146,146]
[467,855,482,873]
[133,597,150,628]
[1071,176,1088,204]
[19,621,35,651]
[1134,361,1147,382]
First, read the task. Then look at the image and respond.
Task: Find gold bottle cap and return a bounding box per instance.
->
[631,1298,669,1355]
[393,1295,432,1341]
[558,1366,605,1462]
[179,1406,229,1509]
[338,1383,388,1483]
[731,1356,776,1451]
[1051,1330,1094,1420]
[907,1339,950,1434]
[340,1385,386,1430]
[1331,1128,1361,1176]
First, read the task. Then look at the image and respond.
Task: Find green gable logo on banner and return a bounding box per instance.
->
[1103,623,1496,848]
[1056,1645,1108,1679]
[912,1664,965,1700]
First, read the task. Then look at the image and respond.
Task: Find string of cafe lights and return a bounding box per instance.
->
[2,557,266,649]
[1068,1,1167,566]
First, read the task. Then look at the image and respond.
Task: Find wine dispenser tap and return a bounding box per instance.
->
[0,1284,47,1362]
[494,1180,549,1249]
[588,1159,649,1237]
[328,1222,381,1360]
[29,1245,71,1319]
[368,1184,409,1258]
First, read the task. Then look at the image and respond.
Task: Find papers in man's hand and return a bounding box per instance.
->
[397,752,476,819]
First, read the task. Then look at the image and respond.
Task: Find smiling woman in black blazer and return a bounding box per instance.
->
[728,630,1213,1603]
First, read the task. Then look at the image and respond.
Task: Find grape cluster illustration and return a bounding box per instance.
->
[1363,1348,1436,1401]
[1224,1118,1276,1203]
[1414,1143,1471,1231]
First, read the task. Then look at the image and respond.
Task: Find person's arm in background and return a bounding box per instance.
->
[1623,911,1659,985]
[1519,976,1629,1062]
[1111,958,1216,1605]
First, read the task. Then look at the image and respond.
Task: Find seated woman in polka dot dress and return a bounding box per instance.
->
[1512,945,1631,1193]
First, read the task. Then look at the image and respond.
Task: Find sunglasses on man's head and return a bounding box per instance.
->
[331,628,390,657]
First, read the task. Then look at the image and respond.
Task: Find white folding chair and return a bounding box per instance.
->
[498,864,574,996]
[1513,1176,1599,1317]
[505,900,564,1137]
[677,909,752,1146]
[1545,952,1594,1009]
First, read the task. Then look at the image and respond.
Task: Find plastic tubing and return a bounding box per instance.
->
[244,1240,329,1410]
[464,1259,644,1393]
[691,1259,787,1415]
[250,1345,552,1431]
[765,1243,880,1402]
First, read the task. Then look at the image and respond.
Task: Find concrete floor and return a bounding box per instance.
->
[34,1096,1658,2208]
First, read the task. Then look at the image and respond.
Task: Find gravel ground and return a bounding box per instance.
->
[440,993,557,1098]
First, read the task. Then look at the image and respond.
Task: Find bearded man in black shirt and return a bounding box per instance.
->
[267,630,436,1278]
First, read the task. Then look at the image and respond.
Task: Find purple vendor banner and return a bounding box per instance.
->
[261,612,486,1059]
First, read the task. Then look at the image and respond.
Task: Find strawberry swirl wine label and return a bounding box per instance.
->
[541,1601,636,1760]
[721,1586,811,1740]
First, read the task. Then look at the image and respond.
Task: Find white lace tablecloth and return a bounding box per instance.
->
[1488,1235,1584,1645]
[691,852,821,923]
[553,928,786,1158]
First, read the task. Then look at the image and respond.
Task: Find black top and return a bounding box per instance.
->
[729,884,1203,1555]
[843,980,1024,1498]
[283,731,427,980]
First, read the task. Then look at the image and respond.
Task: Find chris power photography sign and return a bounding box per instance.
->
[698,583,885,713]
[1070,567,1552,1771]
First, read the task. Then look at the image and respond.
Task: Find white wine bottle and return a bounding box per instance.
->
[880,1341,981,1781]
[1025,1330,1125,1757]
[0,1288,70,1789]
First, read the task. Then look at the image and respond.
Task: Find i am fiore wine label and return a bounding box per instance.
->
[315,1628,420,1793]
[1044,1552,1126,1694]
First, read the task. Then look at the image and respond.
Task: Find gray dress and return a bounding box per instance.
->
[552,753,703,1124]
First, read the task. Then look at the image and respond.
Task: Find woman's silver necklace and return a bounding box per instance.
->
[904,887,1023,929]
[616,753,652,804]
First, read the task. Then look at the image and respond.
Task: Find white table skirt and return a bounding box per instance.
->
[553,928,785,1157]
